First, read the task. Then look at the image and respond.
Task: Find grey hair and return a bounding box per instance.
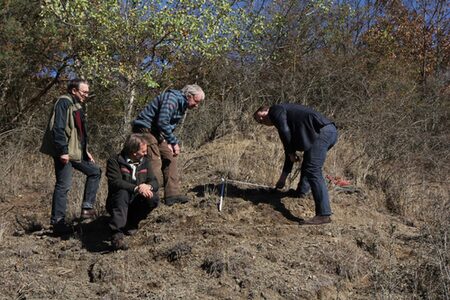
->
[181,84,204,99]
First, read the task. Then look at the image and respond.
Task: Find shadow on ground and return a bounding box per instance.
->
[78,215,112,253]
[190,183,304,224]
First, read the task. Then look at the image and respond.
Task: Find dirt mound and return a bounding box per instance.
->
[0,137,441,299]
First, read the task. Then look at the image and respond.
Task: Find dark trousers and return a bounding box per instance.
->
[107,189,159,238]
[297,124,338,216]
[51,157,101,224]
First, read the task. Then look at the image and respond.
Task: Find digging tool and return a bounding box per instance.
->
[224,179,273,189]
[218,177,225,212]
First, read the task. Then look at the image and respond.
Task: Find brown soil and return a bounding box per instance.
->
[0,140,433,299]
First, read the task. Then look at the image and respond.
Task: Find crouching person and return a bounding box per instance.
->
[106,134,159,250]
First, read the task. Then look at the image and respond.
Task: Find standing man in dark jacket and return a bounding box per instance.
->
[106,134,159,250]
[254,103,338,225]
[131,84,205,206]
[40,79,101,234]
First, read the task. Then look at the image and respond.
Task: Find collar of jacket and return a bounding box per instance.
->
[65,94,83,110]
[168,89,188,112]
[118,153,146,168]
[126,157,142,165]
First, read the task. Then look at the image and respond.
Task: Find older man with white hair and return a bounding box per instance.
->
[132,84,205,206]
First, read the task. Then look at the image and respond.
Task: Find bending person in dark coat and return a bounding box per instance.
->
[254,103,338,225]
[106,134,159,250]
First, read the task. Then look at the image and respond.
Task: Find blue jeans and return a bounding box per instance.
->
[297,124,338,216]
[51,157,102,224]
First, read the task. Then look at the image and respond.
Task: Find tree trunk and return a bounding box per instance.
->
[124,84,136,136]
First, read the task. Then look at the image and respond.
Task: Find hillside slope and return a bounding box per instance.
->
[0,135,442,299]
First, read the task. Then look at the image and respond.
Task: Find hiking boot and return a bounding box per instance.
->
[302,215,332,225]
[80,208,97,220]
[52,221,74,235]
[165,195,189,206]
[112,235,129,251]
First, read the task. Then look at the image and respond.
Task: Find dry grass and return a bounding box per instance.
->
[0,127,49,196]
[0,120,448,298]
[179,126,450,299]
[0,127,108,223]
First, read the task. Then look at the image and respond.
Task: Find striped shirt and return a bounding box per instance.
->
[132,89,188,145]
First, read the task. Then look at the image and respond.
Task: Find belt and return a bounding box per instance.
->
[132,126,165,143]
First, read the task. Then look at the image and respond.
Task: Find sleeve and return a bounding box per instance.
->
[282,153,294,174]
[106,158,136,193]
[270,105,295,155]
[52,98,71,156]
[157,93,179,145]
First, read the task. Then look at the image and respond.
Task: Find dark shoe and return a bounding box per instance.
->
[112,235,129,251]
[165,195,189,206]
[52,221,74,235]
[80,208,97,220]
[303,215,332,225]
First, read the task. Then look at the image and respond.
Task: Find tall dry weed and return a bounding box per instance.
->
[0,127,51,196]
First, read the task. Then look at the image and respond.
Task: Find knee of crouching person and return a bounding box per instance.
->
[149,195,160,209]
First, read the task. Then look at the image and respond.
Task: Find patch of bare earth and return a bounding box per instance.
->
[0,138,434,299]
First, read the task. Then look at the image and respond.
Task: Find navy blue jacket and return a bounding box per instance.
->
[268,103,334,172]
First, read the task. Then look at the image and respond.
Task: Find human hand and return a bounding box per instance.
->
[137,184,153,199]
[288,153,299,163]
[171,144,180,156]
[60,154,70,165]
[87,151,95,163]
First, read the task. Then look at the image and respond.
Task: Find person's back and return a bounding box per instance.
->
[254,103,338,225]
[132,89,187,144]
[269,103,334,152]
